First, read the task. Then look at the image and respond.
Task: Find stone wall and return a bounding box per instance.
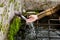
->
[23,0,60,10]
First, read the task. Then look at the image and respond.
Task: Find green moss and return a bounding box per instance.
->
[0,22,2,30]
[8,16,21,40]
[0,3,4,7]
[14,2,19,11]
[9,0,15,3]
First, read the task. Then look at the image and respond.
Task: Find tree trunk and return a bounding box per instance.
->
[0,0,21,40]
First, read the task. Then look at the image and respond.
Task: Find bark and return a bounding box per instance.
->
[0,0,21,40]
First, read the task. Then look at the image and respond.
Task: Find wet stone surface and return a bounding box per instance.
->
[14,26,60,40]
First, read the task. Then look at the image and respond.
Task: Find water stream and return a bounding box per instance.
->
[20,15,36,39]
[26,22,36,39]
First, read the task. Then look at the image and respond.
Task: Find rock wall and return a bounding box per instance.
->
[23,0,60,10]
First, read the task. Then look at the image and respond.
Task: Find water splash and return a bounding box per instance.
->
[20,15,36,39]
[27,22,36,38]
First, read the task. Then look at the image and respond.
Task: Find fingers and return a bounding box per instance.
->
[26,15,38,23]
[26,18,35,23]
[29,15,33,18]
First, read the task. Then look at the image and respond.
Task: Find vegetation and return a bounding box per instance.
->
[8,16,21,40]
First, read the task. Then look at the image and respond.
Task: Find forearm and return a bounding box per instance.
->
[37,4,60,19]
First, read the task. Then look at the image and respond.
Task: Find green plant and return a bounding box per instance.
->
[0,3,4,7]
[8,16,21,40]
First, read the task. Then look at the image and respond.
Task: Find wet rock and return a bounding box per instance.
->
[14,26,60,40]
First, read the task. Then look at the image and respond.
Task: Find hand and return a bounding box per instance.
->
[26,15,38,23]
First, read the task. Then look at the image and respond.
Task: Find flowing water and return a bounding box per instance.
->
[15,15,36,40]
[26,23,36,39]
[14,22,36,40]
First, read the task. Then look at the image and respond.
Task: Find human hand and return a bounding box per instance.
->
[26,15,38,23]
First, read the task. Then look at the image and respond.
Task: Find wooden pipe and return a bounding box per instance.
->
[37,4,60,19]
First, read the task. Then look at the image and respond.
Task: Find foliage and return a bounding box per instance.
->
[9,0,15,3]
[8,16,21,40]
[0,3,4,7]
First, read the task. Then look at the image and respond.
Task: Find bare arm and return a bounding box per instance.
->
[37,4,60,19]
[26,4,60,23]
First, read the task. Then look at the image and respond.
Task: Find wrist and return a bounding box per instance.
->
[36,15,39,20]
